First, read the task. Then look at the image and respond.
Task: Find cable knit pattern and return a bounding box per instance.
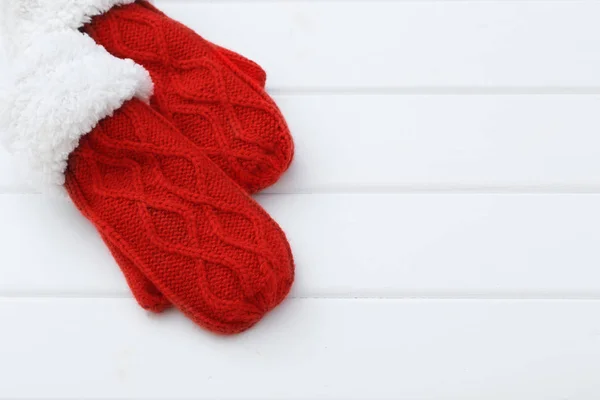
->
[82,0,285,311]
[65,99,295,334]
[211,44,268,90]
[0,0,295,334]
[84,0,294,194]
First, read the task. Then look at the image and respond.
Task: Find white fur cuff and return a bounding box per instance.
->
[1,0,136,31]
[0,0,153,192]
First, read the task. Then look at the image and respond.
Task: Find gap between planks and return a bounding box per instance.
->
[3,292,600,300]
[9,186,600,195]
[267,86,600,95]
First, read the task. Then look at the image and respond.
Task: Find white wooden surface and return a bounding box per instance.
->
[2,1,600,399]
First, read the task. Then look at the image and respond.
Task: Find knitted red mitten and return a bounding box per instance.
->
[65,99,294,333]
[84,0,294,194]
[81,0,295,311]
[0,4,294,334]
[213,44,267,89]
[96,35,273,311]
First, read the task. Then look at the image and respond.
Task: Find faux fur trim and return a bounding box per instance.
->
[1,0,136,30]
[0,2,153,193]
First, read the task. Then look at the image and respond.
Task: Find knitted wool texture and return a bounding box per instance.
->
[84,1,294,194]
[0,0,295,335]
[82,0,294,311]
[89,41,274,315]
[65,99,295,334]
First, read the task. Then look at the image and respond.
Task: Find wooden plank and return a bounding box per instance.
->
[1,298,599,399]
[2,193,600,297]
[268,94,600,193]
[4,95,600,192]
[156,1,600,88]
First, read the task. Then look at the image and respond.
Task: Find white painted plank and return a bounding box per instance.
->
[0,51,14,192]
[264,193,600,298]
[2,193,600,297]
[156,1,600,88]
[0,148,30,192]
[1,298,599,399]
[4,95,600,191]
[269,94,600,193]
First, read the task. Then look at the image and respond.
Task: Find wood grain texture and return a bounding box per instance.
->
[3,193,600,298]
[1,298,600,400]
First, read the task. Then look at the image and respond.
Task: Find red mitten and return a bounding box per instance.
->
[0,2,294,334]
[81,0,294,311]
[66,99,294,333]
[212,44,268,89]
[84,0,294,194]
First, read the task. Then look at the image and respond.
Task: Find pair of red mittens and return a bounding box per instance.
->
[0,0,294,334]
